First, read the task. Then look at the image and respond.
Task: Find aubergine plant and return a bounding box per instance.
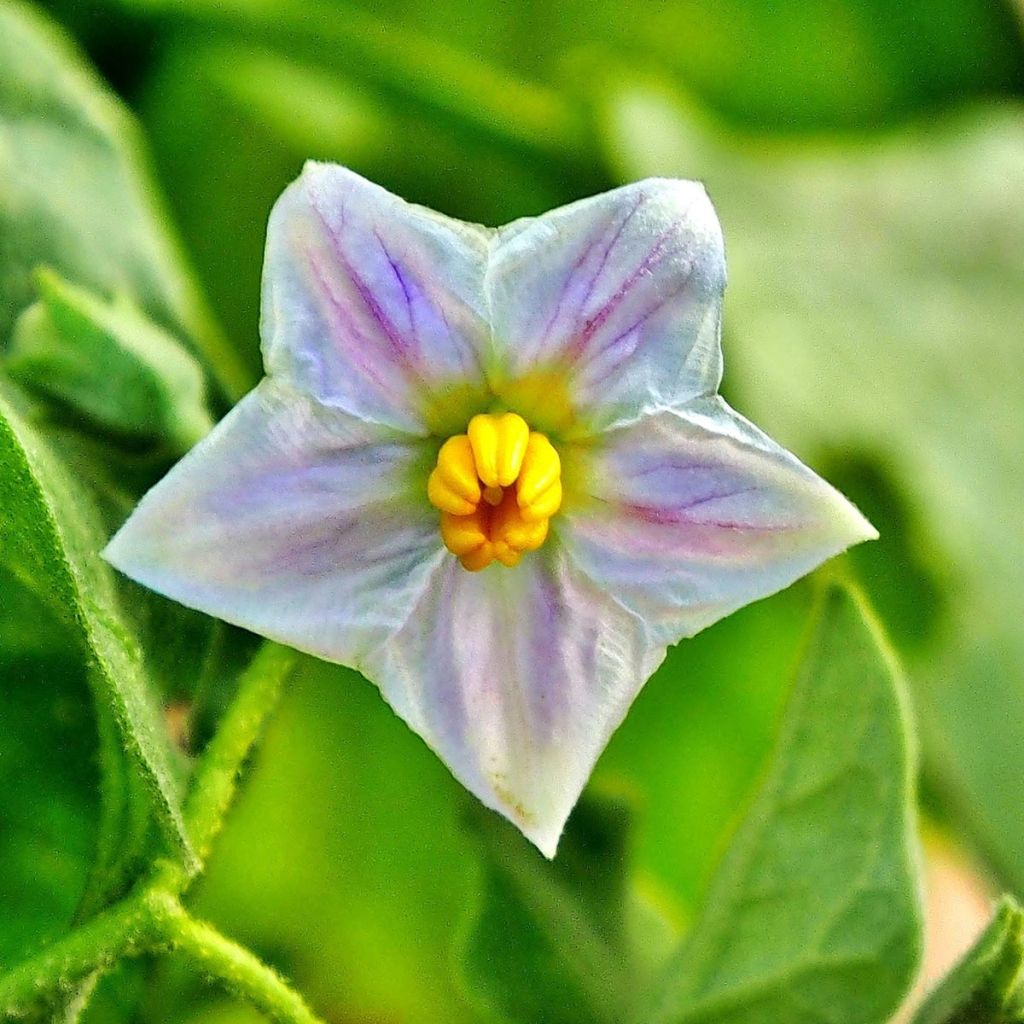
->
[2,2,1023,1024]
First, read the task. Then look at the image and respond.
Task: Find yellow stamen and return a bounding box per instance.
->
[426,435,480,515]
[516,434,560,506]
[431,413,562,571]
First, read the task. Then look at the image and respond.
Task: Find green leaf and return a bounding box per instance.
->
[0,647,98,967]
[602,87,1024,900]
[913,896,1024,1024]
[112,0,588,165]
[596,583,809,918]
[7,268,213,452]
[0,380,195,869]
[627,0,1023,131]
[0,0,248,399]
[642,583,922,1024]
[460,795,669,1024]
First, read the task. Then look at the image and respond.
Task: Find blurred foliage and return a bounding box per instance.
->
[598,82,1024,893]
[1,0,1023,1020]
[912,896,1024,1023]
[8,268,213,451]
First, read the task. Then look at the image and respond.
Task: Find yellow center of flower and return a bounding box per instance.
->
[427,412,562,572]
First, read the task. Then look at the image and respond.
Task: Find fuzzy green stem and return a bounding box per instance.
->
[0,887,324,1024]
[0,888,156,1018]
[183,642,299,870]
[162,908,323,1024]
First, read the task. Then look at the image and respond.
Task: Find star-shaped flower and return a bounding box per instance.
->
[105,165,874,856]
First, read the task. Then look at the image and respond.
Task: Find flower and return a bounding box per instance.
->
[104,164,875,856]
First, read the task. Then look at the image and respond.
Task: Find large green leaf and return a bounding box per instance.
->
[0,382,194,869]
[595,583,808,918]
[603,87,1024,898]
[0,0,247,398]
[912,896,1024,1024]
[643,584,922,1024]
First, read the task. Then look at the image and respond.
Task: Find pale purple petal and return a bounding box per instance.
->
[104,380,443,663]
[362,550,661,857]
[262,163,492,434]
[485,179,725,431]
[559,397,876,643]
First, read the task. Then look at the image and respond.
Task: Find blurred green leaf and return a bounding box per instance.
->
[461,795,668,1024]
[108,0,1024,134]
[137,40,574,372]
[603,86,1024,899]
[7,268,213,452]
[912,896,1024,1024]
[0,0,247,398]
[109,0,588,165]
[628,0,1024,130]
[0,380,194,870]
[643,584,921,1024]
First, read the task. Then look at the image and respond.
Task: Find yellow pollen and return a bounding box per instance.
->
[427,412,562,571]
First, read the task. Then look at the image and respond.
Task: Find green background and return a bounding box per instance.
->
[2,0,1023,1020]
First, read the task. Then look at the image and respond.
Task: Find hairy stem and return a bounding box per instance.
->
[184,641,299,871]
[0,886,325,1024]
[0,888,158,1017]
[162,908,324,1024]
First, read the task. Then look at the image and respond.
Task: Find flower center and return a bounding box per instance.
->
[427,412,562,571]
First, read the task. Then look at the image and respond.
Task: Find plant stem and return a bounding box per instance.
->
[0,888,156,1017]
[0,885,325,1024]
[184,641,299,871]
[162,908,324,1024]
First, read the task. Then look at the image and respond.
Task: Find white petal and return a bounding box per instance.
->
[485,179,725,432]
[559,396,876,644]
[262,162,492,434]
[362,551,661,857]
[104,380,443,663]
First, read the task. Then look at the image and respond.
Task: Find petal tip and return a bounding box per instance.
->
[100,525,130,573]
[527,828,562,861]
[489,796,565,860]
[481,775,577,860]
[834,493,879,548]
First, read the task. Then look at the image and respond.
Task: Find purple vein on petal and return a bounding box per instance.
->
[621,485,764,527]
[591,265,693,365]
[306,248,402,402]
[538,191,648,359]
[307,188,421,374]
[580,268,695,392]
[375,228,419,355]
[565,222,676,364]
[527,566,568,736]
[574,190,647,319]
[262,506,432,579]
